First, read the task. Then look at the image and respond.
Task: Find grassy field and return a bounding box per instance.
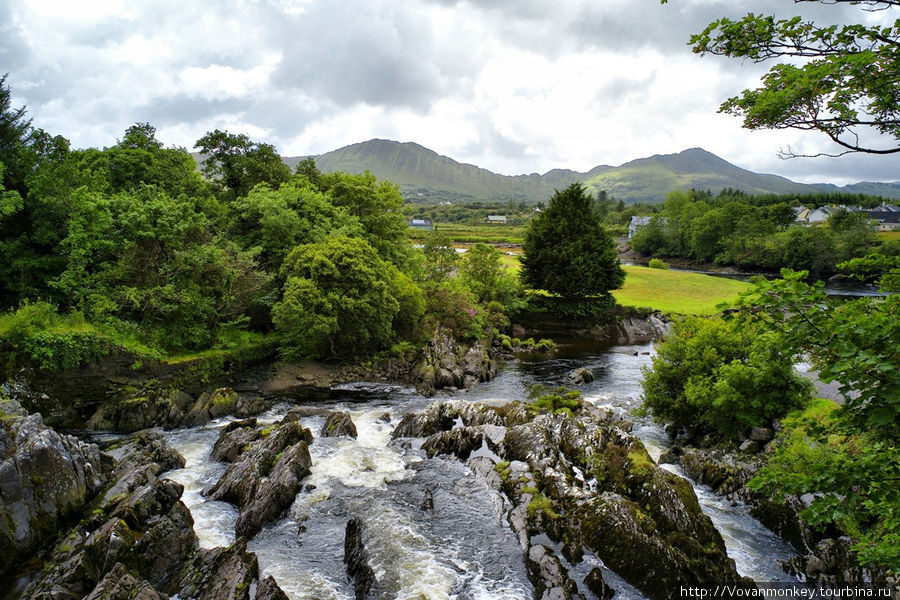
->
[409,223,527,244]
[877,230,900,242]
[496,256,748,314]
[612,266,751,314]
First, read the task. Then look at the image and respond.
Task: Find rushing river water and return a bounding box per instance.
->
[162,341,801,599]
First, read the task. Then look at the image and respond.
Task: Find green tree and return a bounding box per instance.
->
[231,177,362,271]
[273,236,422,359]
[420,230,459,283]
[54,187,270,349]
[195,129,292,200]
[0,73,33,197]
[640,316,811,439]
[320,171,411,267]
[686,2,900,156]
[521,183,624,298]
[459,243,520,306]
[727,271,900,572]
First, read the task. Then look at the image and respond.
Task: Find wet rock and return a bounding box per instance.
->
[344,518,386,600]
[234,395,270,419]
[210,419,259,463]
[583,568,615,600]
[254,576,290,600]
[575,492,742,600]
[183,388,239,427]
[84,563,167,600]
[413,329,496,395]
[179,539,258,600]
[321,411,358,438]
[391,401,504,439]
[739,439,761,454]
[421,426,484,460]
[24,477,198,598]
[566,368,594,385]
[376,412,391,423]
[749,427,774,443]
[526,543,580,600]
[205,421,313,539]
[106,430,186,478]
[0,402,110,576]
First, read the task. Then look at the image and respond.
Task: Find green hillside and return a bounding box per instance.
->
[285,139,577,204]
[195,139,896,204]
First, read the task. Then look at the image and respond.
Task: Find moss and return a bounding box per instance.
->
[259,425,275,437]
[527,493,560,519]
[626,445,656,478]
[494,460,511,481]
[29,473,43,486]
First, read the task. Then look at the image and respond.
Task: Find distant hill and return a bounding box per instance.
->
[200,139,900,204]
[811,180,900,200]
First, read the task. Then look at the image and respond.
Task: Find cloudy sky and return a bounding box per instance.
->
[2,0,897,185]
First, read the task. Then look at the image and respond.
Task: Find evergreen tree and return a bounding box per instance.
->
[521,183,624,298]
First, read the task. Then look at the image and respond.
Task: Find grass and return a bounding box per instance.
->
[612,266,751,315]
[409,223,527,244]
[876,230,900,242]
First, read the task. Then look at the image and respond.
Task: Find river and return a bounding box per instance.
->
[161,341,801,599]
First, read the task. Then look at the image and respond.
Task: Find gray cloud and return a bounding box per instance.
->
[1,0,896,184]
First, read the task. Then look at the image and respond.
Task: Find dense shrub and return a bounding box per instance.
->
[639,316,811,439]
[648,258,669,270]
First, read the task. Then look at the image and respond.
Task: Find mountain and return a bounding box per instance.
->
[811,180,900,199]
[237,139,896,204]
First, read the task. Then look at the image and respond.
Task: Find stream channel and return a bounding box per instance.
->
[161,340,800,600]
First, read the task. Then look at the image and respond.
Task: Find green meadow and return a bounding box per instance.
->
[612,266,751,314]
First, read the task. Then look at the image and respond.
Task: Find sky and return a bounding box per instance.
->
[2,0,898,186]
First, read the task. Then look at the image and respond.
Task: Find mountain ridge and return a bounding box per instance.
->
[252,139,900,203]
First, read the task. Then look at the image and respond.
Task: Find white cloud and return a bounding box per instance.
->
[1,0,896,184]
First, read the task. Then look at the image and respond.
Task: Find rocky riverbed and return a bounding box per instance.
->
[2,333,830,600]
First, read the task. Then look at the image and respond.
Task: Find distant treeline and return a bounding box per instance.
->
[631,189,897,278]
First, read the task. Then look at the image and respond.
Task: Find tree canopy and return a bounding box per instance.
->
[521,183,624,298]
[683,1,900,156]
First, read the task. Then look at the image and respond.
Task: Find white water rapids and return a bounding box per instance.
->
[162,341,801,599]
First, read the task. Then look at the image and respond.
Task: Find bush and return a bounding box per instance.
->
[648,258,669,270]
[639,316,811,439]
[526,385,583,417]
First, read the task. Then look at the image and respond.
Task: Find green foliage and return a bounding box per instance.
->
[724,270,900,572]
[526,385,583,417]
[420,230,459,283]
[422,279,484,341]
[526,493,561,519]
[648,258,669,270]
[727,269,899,436]
[639,316,811,439]
[52,186,271,350]
[0,302,162,374]
[195,129,292,200]
[520,292,616,323]
[460,243,522,308]
[273,236,421,360]
[748,399,900,573]
[231,177,362,270]
[630,188,878,278]
[838,252,900,293]
[321,170,411,268]
[521,183,625,298]
[688,4,900,156]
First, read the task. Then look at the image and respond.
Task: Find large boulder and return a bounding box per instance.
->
[344,518,387,600]
[0,400,110,576]
[178,539,259,600]
[205,420,313,539]
[413,329,497,395]
[321,411,358,438]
